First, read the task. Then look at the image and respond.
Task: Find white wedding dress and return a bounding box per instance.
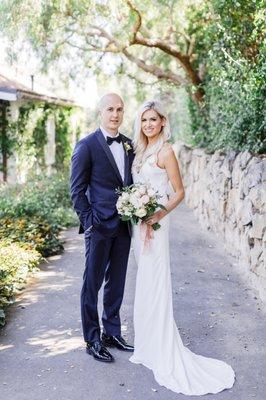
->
[129,152,235,396]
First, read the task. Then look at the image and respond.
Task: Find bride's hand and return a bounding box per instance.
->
[145,211,162,226]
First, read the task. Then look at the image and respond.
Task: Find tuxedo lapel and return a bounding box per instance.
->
[121,137,130,186]
[96,129,123,185]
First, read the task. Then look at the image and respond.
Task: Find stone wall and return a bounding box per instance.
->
[173,142,266,301]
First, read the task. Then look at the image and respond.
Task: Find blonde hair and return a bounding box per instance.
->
[133,100,171,171]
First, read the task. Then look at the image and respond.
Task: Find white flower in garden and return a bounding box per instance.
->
[140,194,150,204]
[135,207,147,218]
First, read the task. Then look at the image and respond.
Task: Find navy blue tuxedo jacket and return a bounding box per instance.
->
[70,128,134,237]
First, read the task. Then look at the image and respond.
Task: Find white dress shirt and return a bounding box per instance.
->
[100,126,125,181]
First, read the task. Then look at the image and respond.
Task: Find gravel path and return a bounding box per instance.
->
[1,203,265,400]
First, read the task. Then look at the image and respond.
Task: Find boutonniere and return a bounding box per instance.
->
[123,141,132,155]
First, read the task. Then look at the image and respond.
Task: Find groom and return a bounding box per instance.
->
[70,93,134,362]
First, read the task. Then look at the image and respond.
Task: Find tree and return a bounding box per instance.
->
[185,0,266,153]
[1,0,264,153]
[0,0,206,104]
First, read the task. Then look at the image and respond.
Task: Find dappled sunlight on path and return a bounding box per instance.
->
[27,329,82,357]
[0,208,265,400]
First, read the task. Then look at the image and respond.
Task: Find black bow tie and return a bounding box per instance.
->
[106,135,122,145]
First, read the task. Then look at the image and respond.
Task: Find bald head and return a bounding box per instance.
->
[98,93,124,111]
[98,93,124,136]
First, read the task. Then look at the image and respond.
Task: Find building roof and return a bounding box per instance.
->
[0,73,76,106]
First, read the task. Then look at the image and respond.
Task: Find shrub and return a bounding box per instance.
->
[0,240,42,326]
[0,216,63,257]
[0,172,78,257]
[186,0,265,154]
[0,172,78,326]
[0,172,77,225]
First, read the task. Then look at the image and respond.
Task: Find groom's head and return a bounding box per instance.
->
[98,93,124,135]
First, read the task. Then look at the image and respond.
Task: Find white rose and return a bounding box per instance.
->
[139,185,146,195]
[121,192,130,201]
[147,188,155,196]
[116,198,123,210]
[135,207,147,218]
[134,189,141,198]
[130,194,142,208]
[140,194,150,204]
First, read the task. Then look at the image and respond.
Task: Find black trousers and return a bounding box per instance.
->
[81,223,131,343]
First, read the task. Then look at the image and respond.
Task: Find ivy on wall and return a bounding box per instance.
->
[0,101,13,181]
[1,101,81,181]
[54,106,74,170]
[32,103,51,168]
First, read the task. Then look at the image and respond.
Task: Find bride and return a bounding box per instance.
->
[129,100,235,396]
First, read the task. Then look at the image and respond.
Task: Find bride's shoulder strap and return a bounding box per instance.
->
[157,141,171,158]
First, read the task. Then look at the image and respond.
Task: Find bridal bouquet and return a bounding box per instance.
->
[116,183,166,230]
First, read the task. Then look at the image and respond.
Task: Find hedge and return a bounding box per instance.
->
[0,172,78,326]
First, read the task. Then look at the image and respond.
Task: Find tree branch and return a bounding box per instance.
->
[125,72,161,86]
[89,25,125,52]
[133,35,202,87]
[67,22,204,102]
[125,0,142,43]
[66,40,113,53]
[124,1,201,88]
[122,48,186,86]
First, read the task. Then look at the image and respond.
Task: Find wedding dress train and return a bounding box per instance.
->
[129,151,235,396]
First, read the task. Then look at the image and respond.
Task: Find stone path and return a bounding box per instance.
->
[0,203,265,400]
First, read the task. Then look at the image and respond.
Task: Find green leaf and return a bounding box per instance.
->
[121,215,130,221]
[152,223,161,230]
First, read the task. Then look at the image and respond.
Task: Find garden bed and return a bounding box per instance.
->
[0,172,78,326]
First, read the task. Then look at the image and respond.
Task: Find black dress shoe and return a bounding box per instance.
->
[86,340,114,362]
[101,333,134,352]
